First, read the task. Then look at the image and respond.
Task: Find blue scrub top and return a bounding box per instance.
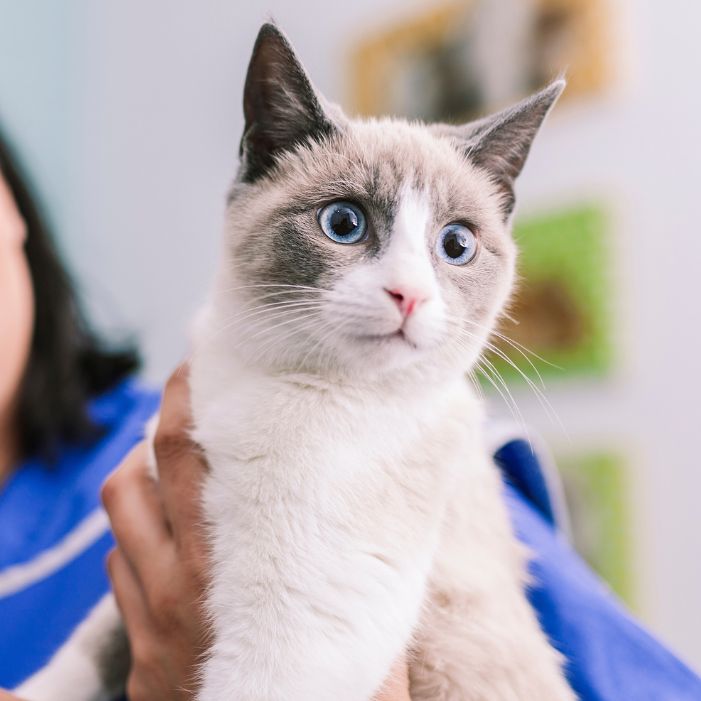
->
[1,379,700,699]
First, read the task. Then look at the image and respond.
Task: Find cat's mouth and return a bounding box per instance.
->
[353,329,418,350]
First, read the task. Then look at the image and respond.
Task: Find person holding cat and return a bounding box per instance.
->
[3,23,701,697]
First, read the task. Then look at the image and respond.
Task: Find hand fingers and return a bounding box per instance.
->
[107,547,151,646]
[153,364,208,558]
[102,442,170,580]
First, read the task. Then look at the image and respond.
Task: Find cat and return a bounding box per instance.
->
[17,22,575,701]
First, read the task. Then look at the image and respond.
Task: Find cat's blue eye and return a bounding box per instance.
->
[318,201,367,244]
[436,223,478,266]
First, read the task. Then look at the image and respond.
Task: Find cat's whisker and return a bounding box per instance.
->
[457,333,547,437]
[255,314,328,363]
[219,285,322,299]
[476,357,530,444]
[459,315,561,372]
[474,360,519,424]
[235,309,325,344]
[225,307,323,352]
[318,315,362,376]
[480,340,564,432]
[218,300,327,329]
[443,313,554,370]
[449,327,529,439]
[205,302,327,346]
[440,314,566,434]
[467,369,485,403]
[240,309,324,347]
[452,326,564,433]
[235,317,326,368]
[296,317,342,373]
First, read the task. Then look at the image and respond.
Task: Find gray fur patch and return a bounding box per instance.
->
[222,25,564,374]
[96,623,131,697]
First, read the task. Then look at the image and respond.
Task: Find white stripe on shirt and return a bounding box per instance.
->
[0,508,110,598]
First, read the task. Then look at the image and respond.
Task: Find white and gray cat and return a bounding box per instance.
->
[18,23,575,701]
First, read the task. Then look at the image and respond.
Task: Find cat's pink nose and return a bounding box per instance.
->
[384,288,424,317]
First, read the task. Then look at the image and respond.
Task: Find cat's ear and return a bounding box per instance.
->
[458,80,565,216]
[239,23,336,183]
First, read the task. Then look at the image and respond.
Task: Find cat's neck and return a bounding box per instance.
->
[263,358,467,402]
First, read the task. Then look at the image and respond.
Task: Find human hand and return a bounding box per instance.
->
[101,366,210,701]
[101,365,411,701]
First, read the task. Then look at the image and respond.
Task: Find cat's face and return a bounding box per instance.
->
[217,24,562,380]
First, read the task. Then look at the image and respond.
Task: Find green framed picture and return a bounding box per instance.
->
[484,203,613,385]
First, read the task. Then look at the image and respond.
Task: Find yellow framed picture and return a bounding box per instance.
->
[350,0,613,122]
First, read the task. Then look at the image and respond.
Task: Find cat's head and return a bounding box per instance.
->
[217,23,563,380]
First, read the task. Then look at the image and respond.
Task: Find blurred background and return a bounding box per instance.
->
[1,0,699,672]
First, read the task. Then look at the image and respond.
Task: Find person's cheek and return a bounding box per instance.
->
[0,244,33,416]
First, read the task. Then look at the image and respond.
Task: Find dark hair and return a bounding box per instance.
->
[0,128,140,460]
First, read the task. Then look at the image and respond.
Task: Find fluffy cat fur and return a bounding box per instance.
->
[17,23,575,701]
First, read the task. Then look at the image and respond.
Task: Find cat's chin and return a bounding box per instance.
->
[329,329,442,378]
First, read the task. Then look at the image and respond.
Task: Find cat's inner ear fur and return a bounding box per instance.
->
[239,23,337,183]
[447,80,565,217]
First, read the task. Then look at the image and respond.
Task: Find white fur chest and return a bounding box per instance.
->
[189,341,482,700]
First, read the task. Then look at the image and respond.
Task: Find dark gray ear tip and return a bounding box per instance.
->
[251,21,298,68]
[539,78,567,105]
[252,22,288,56]
[257,21,284,41]
[550,77,567,92]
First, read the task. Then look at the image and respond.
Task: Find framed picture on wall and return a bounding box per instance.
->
[350,0,613,123]
[486,204,614,385]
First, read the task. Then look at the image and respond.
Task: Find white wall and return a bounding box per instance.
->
[517,0,701,667]
[1,0,700,672]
